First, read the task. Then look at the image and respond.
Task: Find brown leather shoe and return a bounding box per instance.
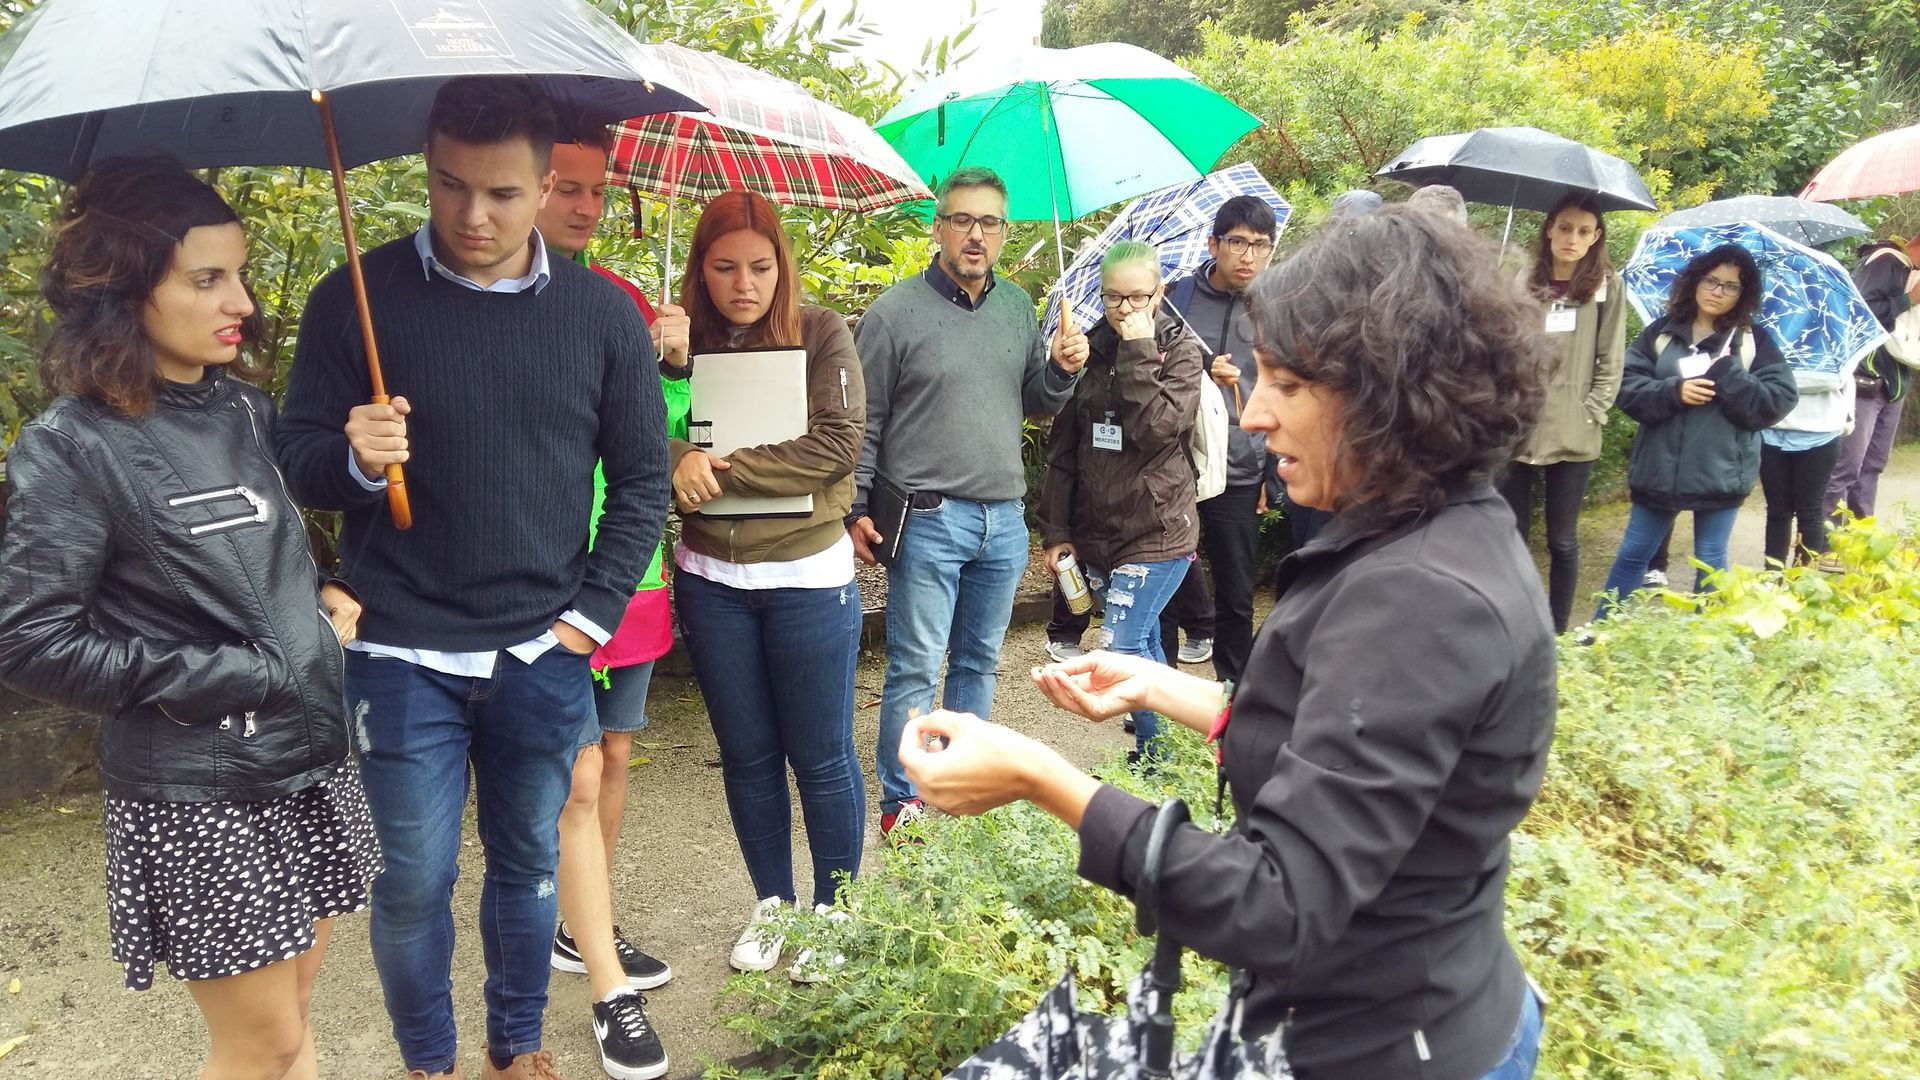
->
[405,1063,465,1080]
[479,1045,561,1079]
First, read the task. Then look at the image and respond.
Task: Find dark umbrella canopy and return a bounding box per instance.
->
[1656,195,1870,248]
[0,0,703,180]
[1376,126,1656,213]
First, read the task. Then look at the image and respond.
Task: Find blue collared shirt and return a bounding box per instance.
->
[411,224,551,295]
[922,259,995,311]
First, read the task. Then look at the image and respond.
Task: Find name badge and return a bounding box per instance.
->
[1677,351,1713,380]
[1544,306,1578,334]
[1092,422,1123,452]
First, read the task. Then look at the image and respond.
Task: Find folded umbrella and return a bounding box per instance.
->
[1800,122,1920,203]
[1621,222,1888,375]
[1042,162,1290,342]
[1657,196,1869,249]
[0,0,700,528]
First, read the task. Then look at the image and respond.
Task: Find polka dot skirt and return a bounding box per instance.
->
[101,763,383,990]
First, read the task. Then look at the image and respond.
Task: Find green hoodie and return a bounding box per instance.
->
[581,252,689,590]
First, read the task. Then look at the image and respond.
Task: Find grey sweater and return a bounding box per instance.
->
[852,265,1076,508]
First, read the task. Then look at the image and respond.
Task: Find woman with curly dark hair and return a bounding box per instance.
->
[898,208,1560,1079]
[0,158,380,1078]
[1592,244,1797,621]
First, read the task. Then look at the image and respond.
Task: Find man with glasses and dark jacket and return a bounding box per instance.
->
[1158,195,1279,683]
[847,166,1084,841]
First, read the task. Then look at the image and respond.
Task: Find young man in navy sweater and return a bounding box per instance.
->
[277,77,669,1079]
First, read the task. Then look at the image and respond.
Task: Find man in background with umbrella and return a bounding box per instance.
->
[1161,195,1280,684]
[277,77,670,1079]
[848,166,1085,841]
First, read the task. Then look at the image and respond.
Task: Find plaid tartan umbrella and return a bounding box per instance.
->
[1043,163,1291,341]
[607,42,930,213]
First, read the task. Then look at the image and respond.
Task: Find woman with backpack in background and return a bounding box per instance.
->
[1499,194,1626,633]
[1592,245,1799,622]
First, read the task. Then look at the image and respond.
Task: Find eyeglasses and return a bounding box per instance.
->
[1101,291,1156,308]
[1216,235,1275,256]
[937,212,1008,237]
[1700,278,1743,297]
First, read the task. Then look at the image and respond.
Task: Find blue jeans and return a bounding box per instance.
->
[676,571,866,907]
[346,648,591,1073]
[876,496,1028,815]
[1596,502,1739,621]
[1477,986,1543,1079]
[1088,556,1190,754]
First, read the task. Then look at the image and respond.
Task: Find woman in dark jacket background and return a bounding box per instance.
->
[1038,240,1204,761]
[902,209,1558,1079]
[1594,245,1798,620]
[0,159,379,1077]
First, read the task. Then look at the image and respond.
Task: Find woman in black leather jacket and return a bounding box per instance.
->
[0,159,381,1078]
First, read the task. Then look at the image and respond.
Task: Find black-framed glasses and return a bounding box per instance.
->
[1101,290,1156,308]
[1216,235,1275,256]
[937,212,1008,236]
[1700,278,1743,296]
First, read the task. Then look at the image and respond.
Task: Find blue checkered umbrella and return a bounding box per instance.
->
[1043,162,1291,340]
[1621,222,1888,375]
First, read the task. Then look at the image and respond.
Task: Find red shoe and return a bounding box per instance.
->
[880,798,925,844]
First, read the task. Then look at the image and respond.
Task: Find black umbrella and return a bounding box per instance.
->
[1656,195,1870,248]
[1377,126,1656,247]
[0,0,702,527]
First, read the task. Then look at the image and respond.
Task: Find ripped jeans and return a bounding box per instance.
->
[345,647,589,1072]
[1088,555,1190,755]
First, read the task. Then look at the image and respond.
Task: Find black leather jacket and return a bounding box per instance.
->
[0,372,349,802]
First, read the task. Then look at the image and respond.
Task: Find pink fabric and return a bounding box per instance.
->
[592,587,672,671]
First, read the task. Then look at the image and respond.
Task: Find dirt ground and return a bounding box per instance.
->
[1,446,1915,1078]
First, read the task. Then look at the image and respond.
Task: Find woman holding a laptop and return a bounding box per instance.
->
[666,190,869,978]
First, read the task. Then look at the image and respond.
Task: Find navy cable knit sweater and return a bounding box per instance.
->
[276,238,669,651]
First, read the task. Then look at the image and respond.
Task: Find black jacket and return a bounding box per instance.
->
[1854,241,1913,400]
[1078,486,1556,1079]
[0,372,350,802]
[1618,317,1798,512]
[1037,309,1203,570]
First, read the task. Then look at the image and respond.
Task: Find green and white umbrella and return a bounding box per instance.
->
[875,43,1259,267]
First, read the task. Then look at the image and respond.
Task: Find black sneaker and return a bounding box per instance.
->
[553,923,674,990]
[592,991,669,1080]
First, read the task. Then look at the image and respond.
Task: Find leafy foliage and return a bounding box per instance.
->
[703,517,1920,1078]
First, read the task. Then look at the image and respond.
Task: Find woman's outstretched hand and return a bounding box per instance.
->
[899,710,1037,816]
[1030,650,1164,722]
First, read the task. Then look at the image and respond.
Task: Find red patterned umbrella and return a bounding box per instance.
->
[1801,122,1920,202]
[609,43,930,212]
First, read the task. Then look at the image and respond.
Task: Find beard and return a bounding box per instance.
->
[942,251,989,281]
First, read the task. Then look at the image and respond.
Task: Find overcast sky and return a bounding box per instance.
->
[773,0,1044,85]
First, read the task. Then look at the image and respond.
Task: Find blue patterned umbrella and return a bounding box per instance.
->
[1042,162,1291,340]
[1620,222,1888,375]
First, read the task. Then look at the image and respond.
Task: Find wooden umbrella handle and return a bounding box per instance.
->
[315,89,412,530]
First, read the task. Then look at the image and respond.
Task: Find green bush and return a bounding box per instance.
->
[709,515,1920,1078]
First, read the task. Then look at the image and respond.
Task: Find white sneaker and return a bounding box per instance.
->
[1642,569,1668,588]
[1045,640,1083,663]
[729,896,787,972]
[789,903,851,984]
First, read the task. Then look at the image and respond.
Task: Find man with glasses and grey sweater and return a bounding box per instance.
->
[848,166,1084,841]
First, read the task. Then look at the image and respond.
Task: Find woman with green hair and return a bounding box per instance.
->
[1038,240,1206,761]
